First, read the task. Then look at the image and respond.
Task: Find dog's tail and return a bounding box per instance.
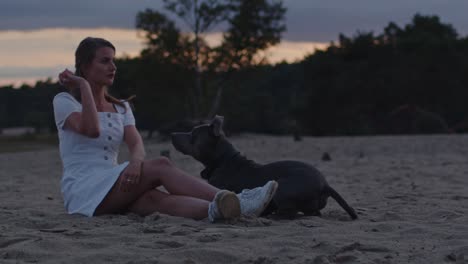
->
[326,186,358,220]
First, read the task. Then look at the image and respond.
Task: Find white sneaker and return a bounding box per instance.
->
[237,181,279,217]
[208,190,241,222]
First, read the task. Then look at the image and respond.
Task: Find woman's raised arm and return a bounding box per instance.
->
[59,69,100,138]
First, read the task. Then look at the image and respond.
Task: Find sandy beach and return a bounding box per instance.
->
[1,134,467,263]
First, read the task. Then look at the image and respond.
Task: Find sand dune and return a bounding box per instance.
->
[1,134,467,263]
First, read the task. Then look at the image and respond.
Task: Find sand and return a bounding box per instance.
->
[1,134,467,263]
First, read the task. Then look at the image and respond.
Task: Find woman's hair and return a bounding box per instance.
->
[72,37,134,111]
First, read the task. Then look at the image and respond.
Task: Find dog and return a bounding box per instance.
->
[171,116,357,220]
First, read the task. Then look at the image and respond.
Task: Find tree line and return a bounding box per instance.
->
[2,6,468,137]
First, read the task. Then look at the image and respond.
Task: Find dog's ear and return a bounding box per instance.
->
[211,115,225,137]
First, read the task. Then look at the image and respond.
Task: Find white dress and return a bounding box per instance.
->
[53,92,135,217]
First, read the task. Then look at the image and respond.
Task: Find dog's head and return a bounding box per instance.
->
[171,115,225,163]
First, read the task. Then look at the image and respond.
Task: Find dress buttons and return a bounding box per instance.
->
[104,156,108,160]
[107,113,111,118]
[108,123,112,127]
[104,146,108,150]
[108,136,112,140]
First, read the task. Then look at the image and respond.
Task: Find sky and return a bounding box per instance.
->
[1,0,468,87]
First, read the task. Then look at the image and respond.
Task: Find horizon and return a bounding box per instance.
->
[0,28,328,88]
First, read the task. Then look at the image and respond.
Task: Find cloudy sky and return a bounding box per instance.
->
[1,0,468,86]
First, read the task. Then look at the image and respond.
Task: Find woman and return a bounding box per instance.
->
[53,37,278,222]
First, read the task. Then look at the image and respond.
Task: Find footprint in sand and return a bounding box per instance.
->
[400,227,427,235]
[334,255,359,263]
[137,240,185,250]
[445,246,468,263]
[337,242,391,254]
[248,256,277,264]
[297,220,321,228]
[430,210,463,221]
[374,212,403,221]
[196,234,222,243]
[451,195,468,201]
[140,226,166,234]
[171,230,191,236]
[313,254,359,264]
[0,237,41,249]
[313,243,392,264]
[15,219,58,230]
[366,223,397,233]
[312,255,331,264]
[154,240,185,249]
[39,228,68,233]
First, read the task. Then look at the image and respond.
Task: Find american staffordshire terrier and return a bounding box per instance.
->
[171,116,357,220]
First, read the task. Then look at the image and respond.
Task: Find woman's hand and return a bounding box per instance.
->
[119,160,143,192]
[58,69,87,90]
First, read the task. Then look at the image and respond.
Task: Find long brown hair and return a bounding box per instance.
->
[72,37,134,112]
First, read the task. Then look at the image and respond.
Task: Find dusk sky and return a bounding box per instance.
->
[1,0,468,86]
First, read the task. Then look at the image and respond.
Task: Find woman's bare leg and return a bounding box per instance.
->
[95,157,220,216]
[142,158,220,200]
[128,189,209,219]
